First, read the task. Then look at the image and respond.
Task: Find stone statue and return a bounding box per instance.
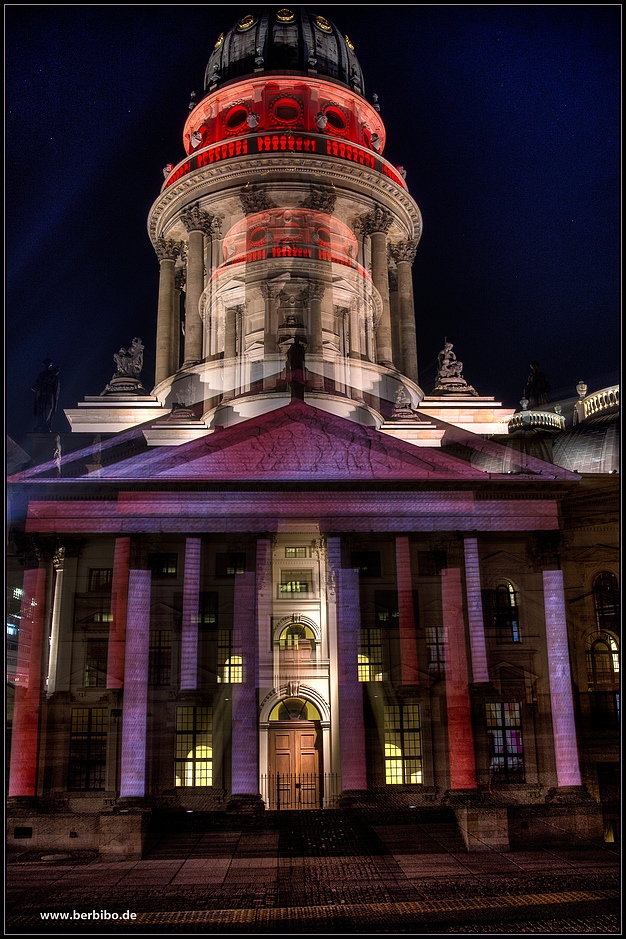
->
[433,340,478,396]
[523,361,551,408]
[102,337,148,396]
[437,342,464,381]
[32,358,60,432]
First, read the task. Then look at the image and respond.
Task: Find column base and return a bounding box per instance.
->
[226,794,265,814]
[443,789,509,852]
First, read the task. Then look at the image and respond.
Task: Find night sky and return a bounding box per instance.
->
[6,5,620,453]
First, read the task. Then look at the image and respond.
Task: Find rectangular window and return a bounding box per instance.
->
[149,630,172,686]
[425,626,446,678]
[149,553,178,579]
[175,706,212,787]
[88,568,113,592]
[484,585,521,642]
[486,702,524,783]
[280,569,313,594]
[68,708,108,790]
[215,552,246,578]
[84,638,108,687]
[358,628,383,681]
[351,551,381,579]
[285,546,307,558]
[217,629,243,683]
[384,705,422,785]
[417,551,447,577]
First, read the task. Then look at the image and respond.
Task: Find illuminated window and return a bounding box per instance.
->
[149,553,178,579]
[285,547,307,559]
[593,572,619,631]
[88,568,113,592]
[225,106,248,131]
[217,630,242,683]
[68,708,108,790]
[92,611,112,623]
[384,705,422,785]
[358,629,383,681]
[486,702,524,783]
[199,592,218,625]
[149,630,172,686]
[279,624,316,667]
[175,707,212,787]
[269,697,321,721]
[586,631,619,727]
[485,582,520,642]
[280,569,312,594]
[272,97,301,124]
[324,107,347,131]
[215,553,246,578]
[84,639,108,687]
[425,626,446,678]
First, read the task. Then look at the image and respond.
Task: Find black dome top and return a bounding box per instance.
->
[204,8,364,95]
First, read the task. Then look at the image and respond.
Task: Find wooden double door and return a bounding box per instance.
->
[268,721,321,810]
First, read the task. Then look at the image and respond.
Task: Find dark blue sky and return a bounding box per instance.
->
[6,5,620,451]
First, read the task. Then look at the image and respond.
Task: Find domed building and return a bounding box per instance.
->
[7,8,618,859]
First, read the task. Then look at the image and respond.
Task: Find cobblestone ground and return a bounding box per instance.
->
[6,809,620,934]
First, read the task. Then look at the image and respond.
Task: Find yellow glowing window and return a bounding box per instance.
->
[384,705,422,785]
[358,629,382,681]
[175,706,212,787]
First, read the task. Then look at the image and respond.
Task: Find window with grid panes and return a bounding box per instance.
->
[84,638,108,687]
[149,630,172,686]
[68,708,108,790]
[358,628,383,681]
[148,553,178,579]
[88,568,113,592]
[285,546,307,558]
[425,626,445,677]
[175,706,212,787]
[486,702,524,783]
[586,631,619,727]
[279,569,312,594]
[215,553,246,577]
[593,572,619,631]
[384,704,422,784]
[217,629,242,683]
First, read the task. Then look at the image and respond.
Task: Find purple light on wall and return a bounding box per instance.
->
[543,570,582,787]
[333,540,367,791]
[396,537,419,684]
[463,538,489,683]
[119,569,151,798]
[9,567,46,797]
[107,537,130,689]
[442,568,477,790]
[231,572,258,796]
[180,538,201,690]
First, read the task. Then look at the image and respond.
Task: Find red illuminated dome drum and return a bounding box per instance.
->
[148,7,423,428]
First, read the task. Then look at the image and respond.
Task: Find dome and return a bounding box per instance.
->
[552,412,620,474]
[204,8,365,96]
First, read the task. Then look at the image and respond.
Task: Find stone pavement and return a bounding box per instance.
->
[6,808,620,934]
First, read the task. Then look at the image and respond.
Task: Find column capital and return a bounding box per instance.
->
[260,283,283,301]
[240,184,274,216]
[307,282,326,302]
[180,202,214,235]
[354,206,393,237]
[389,239,418,265]
[155,237,183,262]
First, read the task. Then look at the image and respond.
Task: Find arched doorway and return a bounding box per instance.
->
[268,696,322,809]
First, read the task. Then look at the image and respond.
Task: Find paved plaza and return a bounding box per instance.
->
[6,809,620,934]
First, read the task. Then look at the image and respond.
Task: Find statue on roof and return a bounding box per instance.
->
[32,358,60,433]
[523,361,551,408]
[102,337,149,396]
[433,340,478,396]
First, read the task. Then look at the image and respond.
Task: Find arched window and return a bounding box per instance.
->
[593,572,619,631]
[486,581,520,642]
[586,631,619,728]
[279,623,316,667]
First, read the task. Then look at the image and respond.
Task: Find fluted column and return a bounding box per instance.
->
[119,569,151,798]
[396,536,419,684]
[181,203,213,367]
[308,281,325,391]
[107,537,131,690]
[389,240,419,383]
[463,537,489,683]
[173,268,185,373]
[46,548,65,695]
[357,208,394,367]
[154,238,182,385]
[261,284,281,390]
[442,568,477,790]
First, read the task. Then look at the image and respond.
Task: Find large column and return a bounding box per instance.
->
[543,570,582,787]
[173,267,185,373]
[231,571,258,796]
[9,566,47,797]
[46,547,65,695]
[261,284,281,391]
[180,538,201,691]
[389,240,419,383]
[107,537,131,690]
[256,539,273,688]
[360,208,394,367]
[307,281,325,391]
[396,536,419,684]
[181,203,213,367]
[329,539,367,791]
[463,537,489,683]
[154,238,182,385]
[119,570,151,798]
[442,568,477,790]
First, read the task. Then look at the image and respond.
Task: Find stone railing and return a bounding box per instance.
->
[508,410,566,432]
[581,385,619,420]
